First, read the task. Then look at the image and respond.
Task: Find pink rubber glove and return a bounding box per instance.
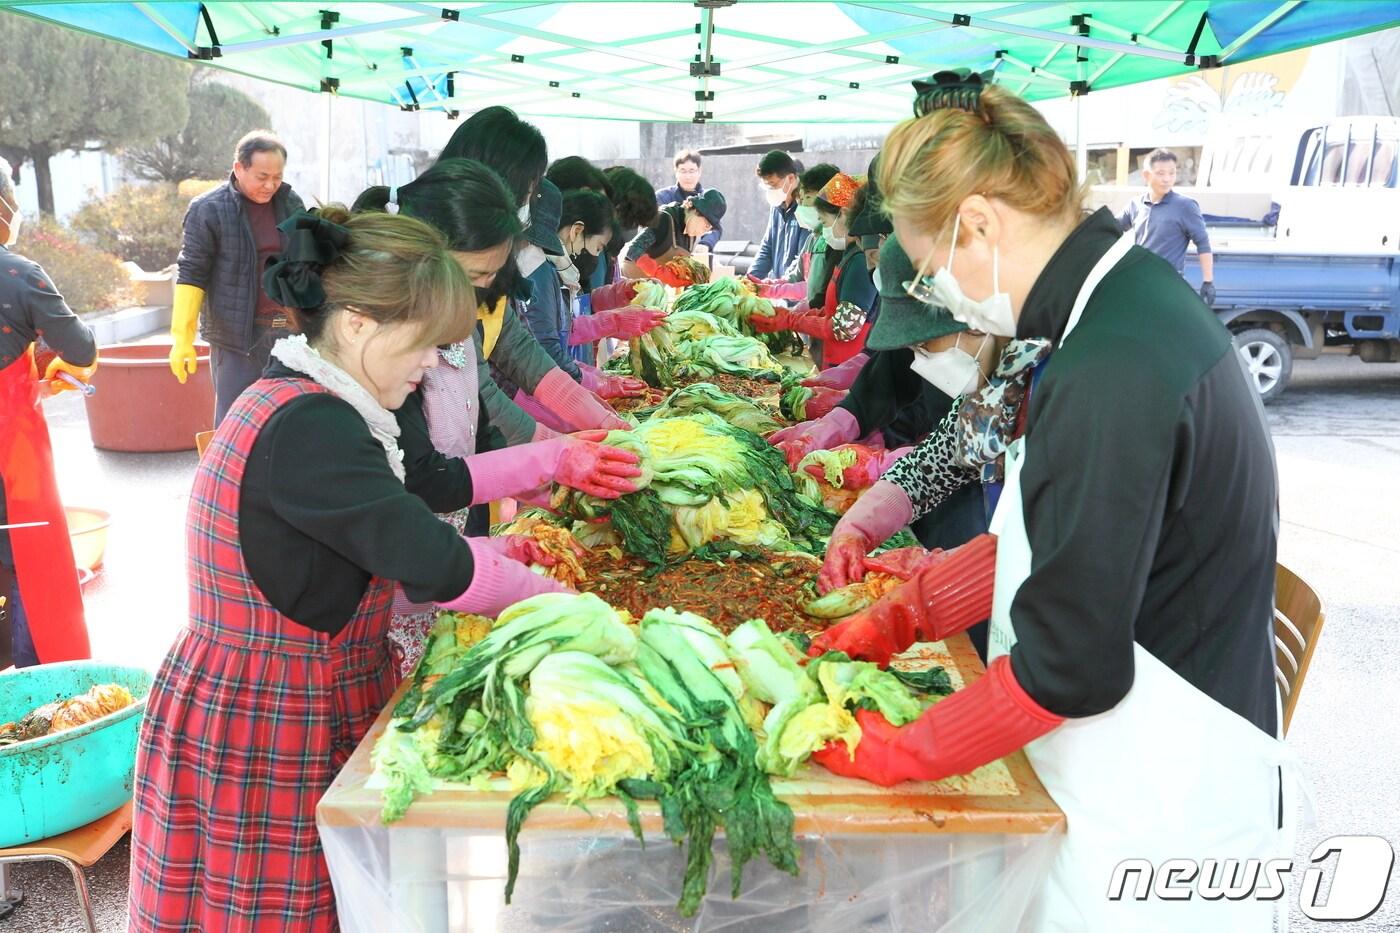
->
[817,481,916,593]
[477,534,558,567]
[515,389,577,436]
[863,546,936,580]
[769,407,860,470]
[805,445,911,489]
[569,306,667,344]
[803,386,847,421]
[579,363,647,399]
[467,430,641,503]
[437,537,573,617]
[532,367,631,432]
[531,421,562,442]
[802,352,869,390]
[589,279,639,313]
[758,280,808,301]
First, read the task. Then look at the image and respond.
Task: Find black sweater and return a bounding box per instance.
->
[237,363,475,635]
[1008,209,1278,736]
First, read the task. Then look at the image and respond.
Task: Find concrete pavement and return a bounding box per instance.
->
[4,352,1398,931]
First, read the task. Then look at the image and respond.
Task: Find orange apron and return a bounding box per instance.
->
[0,348,90,662]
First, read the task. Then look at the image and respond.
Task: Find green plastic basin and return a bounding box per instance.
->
[0,661,152,847]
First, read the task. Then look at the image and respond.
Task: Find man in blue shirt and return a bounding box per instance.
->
[1119,148,1216,305]
[749,150,810,280]
[655,149,721,251]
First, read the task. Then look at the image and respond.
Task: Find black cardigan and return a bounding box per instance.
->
[237,363,475,635]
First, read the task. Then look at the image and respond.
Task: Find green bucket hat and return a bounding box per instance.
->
[866,234,968,351]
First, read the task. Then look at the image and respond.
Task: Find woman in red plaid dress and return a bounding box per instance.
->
[128,208,568,932]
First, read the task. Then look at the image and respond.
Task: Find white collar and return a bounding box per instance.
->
[270,334,406,481]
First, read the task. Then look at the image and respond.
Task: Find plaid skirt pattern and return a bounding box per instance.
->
[129,378,396,932]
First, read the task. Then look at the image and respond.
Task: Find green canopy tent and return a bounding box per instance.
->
[3,1,1399,125]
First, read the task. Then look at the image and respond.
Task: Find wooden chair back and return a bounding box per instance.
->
[1274,563,1325,735]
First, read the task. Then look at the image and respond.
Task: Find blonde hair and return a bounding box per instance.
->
[878,85,1082,237]
[304,205,475,350]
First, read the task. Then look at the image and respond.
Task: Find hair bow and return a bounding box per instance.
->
[263,211,351,311]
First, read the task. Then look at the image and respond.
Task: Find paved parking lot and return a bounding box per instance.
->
[5,353,1399,932]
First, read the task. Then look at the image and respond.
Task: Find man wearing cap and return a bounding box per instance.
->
[169,130,304,425]
[655,149,723,251]
[750,150,809,280]
[620,188,727,283]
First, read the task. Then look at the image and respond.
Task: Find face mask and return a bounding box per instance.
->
[1,196,19,248]
[763,186,786,208]
[923,213,1016,337]
[517,243,547,277]
[872,268,883,293]
[795,205,820,231]
[518,202,532,224]
[908,333,990,397]
[824,227,847,250]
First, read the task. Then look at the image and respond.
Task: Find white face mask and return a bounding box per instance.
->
[795,204,820,231]
[517,243,547,277]
[824,227,847,250]
[908,333,990,398]
[763,185,787,208]
[924,213,1017,337]
[872,267,883,293]
[1,195,19,248]
[518,201,532,224]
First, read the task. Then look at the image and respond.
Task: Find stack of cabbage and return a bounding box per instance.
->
[615,278,801,388]
[550,412,835,565]
[374,593,948,916]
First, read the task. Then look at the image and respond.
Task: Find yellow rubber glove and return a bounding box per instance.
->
[45,353,98,394]
[169,284,205,383]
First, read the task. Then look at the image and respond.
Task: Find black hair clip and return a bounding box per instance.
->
[263,211,351,311]
[912,68,995,117]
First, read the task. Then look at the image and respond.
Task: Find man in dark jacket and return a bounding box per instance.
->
[170,130,304,424]
[654,149,721,250]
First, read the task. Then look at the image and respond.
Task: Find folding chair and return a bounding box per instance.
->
[0,801,132,933]
[1274,563,1326,735]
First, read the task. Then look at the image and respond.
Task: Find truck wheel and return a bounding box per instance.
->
[1233,328,1292,403]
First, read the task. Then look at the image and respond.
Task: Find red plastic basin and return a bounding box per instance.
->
[83,342,213,452]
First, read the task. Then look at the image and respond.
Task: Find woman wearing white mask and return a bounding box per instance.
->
[752,173,874,369]
[809,73,1289,932]
[816,232,1050,596]
[751,163,841,307]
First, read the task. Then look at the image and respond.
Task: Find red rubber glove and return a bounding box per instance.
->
[809,534,997,667]
[636,254,689,288]
[569,305,667,344]
[748,306,792,334]
[589,279,640,313]
[819,534,871,596]
[811,655,1063,786]
[802,386,847,421]
[783,307,838,342]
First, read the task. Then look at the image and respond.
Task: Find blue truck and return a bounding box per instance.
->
[1109,117,1400,401]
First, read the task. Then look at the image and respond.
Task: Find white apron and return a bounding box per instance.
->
[987,233,1301,931]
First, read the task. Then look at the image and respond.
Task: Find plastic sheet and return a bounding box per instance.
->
[321,815,1061,932]
[319,635,1064,931]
